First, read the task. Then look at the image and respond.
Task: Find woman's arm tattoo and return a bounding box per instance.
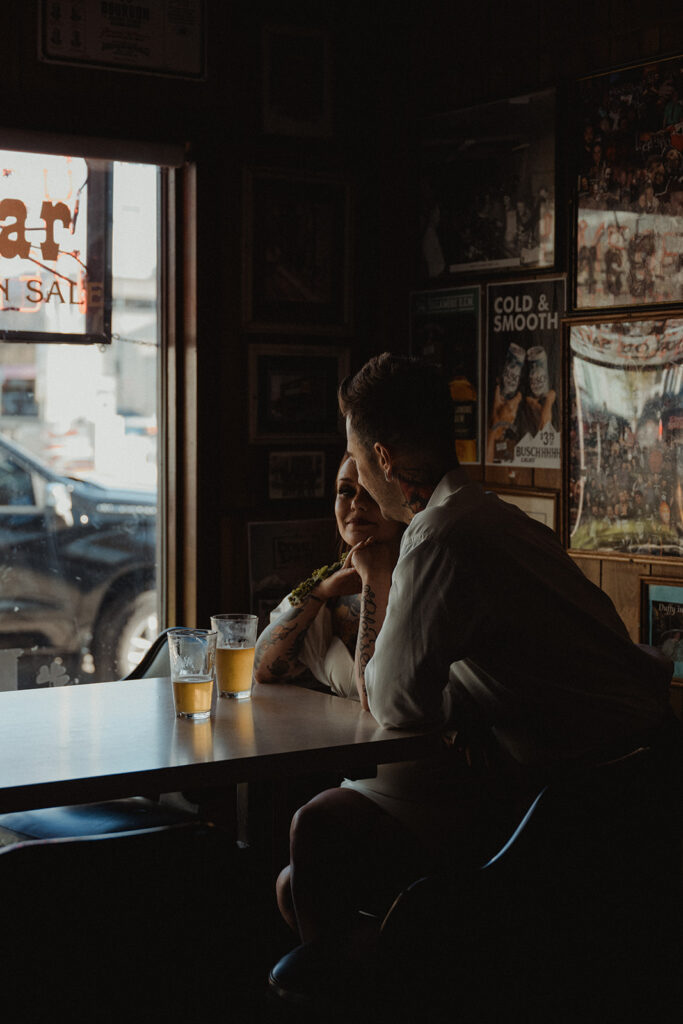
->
[332,595,361,658]
[253,602,314,678]
[356,584,379,699]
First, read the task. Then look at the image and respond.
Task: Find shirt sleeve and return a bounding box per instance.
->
[365,527,481,729]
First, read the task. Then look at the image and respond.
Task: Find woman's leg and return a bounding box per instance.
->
[283,786,428,944]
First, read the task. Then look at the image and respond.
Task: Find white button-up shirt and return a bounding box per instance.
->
[365,470,671,766]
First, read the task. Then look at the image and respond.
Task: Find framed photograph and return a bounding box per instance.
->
[248,517,337,630]
[568,317,683,558]
[640,578,683,682]
[249,343,349,443]
[493,487,558,531]
[268,451,325,500]
[243,168,352,333]
[485,278,565,468]
[418,88,556,280]
[574,56,683,311]
[262,24,332,137]
[39,0,206,80]
[410,286,480,464]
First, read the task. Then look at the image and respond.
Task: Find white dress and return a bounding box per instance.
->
[269,595,454,847]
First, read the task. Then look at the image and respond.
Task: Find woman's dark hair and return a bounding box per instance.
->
[338,352,455,460]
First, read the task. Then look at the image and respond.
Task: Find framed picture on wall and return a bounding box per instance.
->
[243,168,352,333]
[262,24,332,138]
[573,55,683,312]
[249,343,349,443]
[485,277,565,469]
[418,88,556,280]
[410,286,481,464]
[640,577,683,682]
[268,451,326,499]
[568,317,683,558]
[492,487,558,531]
[248,517,337,630]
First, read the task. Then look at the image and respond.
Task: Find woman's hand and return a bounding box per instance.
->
[312,552,362,601]
[345,536,400,585]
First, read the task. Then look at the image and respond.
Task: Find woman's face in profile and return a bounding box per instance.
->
[335,457,402,548]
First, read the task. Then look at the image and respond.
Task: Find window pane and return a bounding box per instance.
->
[0,156,159,689]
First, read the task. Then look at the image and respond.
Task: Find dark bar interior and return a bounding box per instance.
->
[0,2,681,1021]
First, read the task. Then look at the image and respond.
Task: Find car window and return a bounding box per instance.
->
[0,453,35,507]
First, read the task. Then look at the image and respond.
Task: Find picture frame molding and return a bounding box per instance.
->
[571,53,683,315]
[261,23,333,138]
[243,166,352,334]
[490,486,559,532]
[418,87,557,282]
[267,449,326,500]
[639,575,683,683]
[248,341,350,444]
[566,316,683,561]
[409,284,482,465]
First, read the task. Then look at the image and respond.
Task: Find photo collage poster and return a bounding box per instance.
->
[569,318,683,557]
[486,278,565,468]
[419,89,555,279]
[410,286,480,464]
[576,56,683,309]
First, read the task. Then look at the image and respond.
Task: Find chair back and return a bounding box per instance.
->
[123,627,172,678]
[378,744,683,1023]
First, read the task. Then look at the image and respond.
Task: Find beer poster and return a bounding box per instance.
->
[486,278,565,467]
[569,318,683,558]
[410,286,480,464]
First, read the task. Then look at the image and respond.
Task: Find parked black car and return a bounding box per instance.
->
[0,433,157,687]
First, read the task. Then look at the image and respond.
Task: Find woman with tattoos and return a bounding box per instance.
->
[253,453,403,698]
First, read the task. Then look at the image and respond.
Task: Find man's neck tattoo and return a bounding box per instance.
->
[397,467,432,514]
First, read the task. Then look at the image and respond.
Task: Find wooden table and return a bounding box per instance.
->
[0,677,437,814]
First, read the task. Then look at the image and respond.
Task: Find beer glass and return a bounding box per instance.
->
[211,614,258,700]
[168,628,217,720]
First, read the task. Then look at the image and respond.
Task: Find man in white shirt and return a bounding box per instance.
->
[276,351,674,949]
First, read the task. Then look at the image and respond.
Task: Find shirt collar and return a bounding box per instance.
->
[426,466,473,510]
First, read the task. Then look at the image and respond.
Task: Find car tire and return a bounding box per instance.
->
[93,589,158,681]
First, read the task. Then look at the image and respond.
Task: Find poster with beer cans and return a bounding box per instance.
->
[410,286,480,464]
[486,278,565,467]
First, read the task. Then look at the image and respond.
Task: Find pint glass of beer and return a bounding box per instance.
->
[211,613,258,700]
[168,628,217,721]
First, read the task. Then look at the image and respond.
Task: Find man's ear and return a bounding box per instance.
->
[373,442,394,481]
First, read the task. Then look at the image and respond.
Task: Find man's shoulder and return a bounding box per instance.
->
[403,482,490,550]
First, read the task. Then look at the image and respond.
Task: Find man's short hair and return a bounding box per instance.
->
[338,352,456,458]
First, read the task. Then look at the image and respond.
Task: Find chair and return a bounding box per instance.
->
[268,722,683,1024]
[123,624,173,679]
[0,629,196,846]
[0,819,268,1020]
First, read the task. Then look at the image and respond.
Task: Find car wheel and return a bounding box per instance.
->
[93,589,158,680]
